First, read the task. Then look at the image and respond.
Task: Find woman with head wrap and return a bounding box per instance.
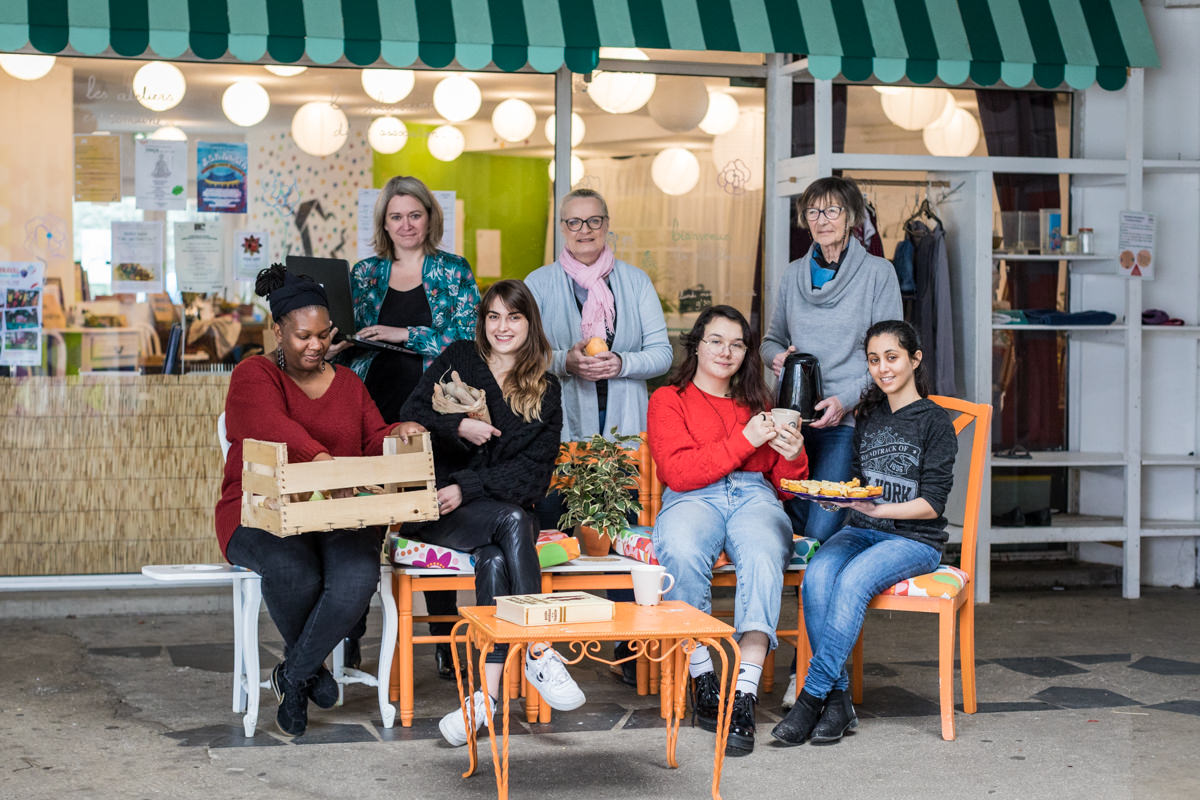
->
[214,264,402,738]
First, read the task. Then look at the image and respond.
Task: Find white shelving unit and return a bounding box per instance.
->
[764,64,1199,602]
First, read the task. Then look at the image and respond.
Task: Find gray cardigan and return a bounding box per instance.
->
[526,259,672,442]
[761,237,903,420]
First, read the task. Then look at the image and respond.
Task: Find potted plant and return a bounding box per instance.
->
[554,429,643,556]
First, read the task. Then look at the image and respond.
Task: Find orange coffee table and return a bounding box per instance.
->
[450,601,740,800]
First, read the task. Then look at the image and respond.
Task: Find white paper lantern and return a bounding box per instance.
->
[588,47,656,114]
[291,101,349,157]
[491,98,537,143]
[0,53,55,80]
[221,80,270,127]
[698,91,740,135]
[361,68,415,104]
[711,110,764,192]
[648,76,709,132]
[264,64,307,77]
[428,125,466,161]
[133,61,187,111]
[880,87,952,131]
[433,75,482,122]
[367,116,409,154]
[651,148,700,196]
[548,156,585,187]
[148,126,187,141]
[545,112,585,147]
[923,106,981,157]
[872,85,907,95]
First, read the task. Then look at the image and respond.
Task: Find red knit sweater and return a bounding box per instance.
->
[214,357,397,557]
[647,383,808,494]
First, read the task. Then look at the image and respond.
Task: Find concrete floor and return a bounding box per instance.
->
[1,586,1197,800]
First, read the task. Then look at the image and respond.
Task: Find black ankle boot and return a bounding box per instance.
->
[770,688,824,746]
[691,671,721,732]
[343,637,362,671]
[810,688,858,744]
[725,691,757,757]
[435,642,462,681]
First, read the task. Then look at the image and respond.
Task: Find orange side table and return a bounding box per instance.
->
[450,601,740,800]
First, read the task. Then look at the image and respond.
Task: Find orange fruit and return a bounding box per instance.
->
[584,337,608,356]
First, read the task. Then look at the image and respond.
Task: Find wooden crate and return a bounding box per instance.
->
[240,432,439,536]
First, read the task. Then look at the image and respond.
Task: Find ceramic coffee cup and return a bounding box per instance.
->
[771,407,802,430]
[631,563,675,606]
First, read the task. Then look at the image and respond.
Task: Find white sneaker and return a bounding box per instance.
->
[781,673,797,711]
[524,648,586,711]
[438,689,491,747]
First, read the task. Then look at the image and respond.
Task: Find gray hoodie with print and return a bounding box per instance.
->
[761,237,903,421]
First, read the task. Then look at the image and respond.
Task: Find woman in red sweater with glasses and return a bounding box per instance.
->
[648,305,808,758]
[215,264,400,739]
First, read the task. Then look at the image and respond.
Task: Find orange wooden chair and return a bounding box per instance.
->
[846,395,992,741]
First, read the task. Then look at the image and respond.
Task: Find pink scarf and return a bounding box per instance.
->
[558,244,616,341]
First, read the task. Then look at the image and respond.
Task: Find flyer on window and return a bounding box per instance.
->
[111,221,164,293]
[135,139,187,211]
[357,188,381,261]
[234,230,270,282]
[433,190,456,254]
[1117,210,1156,279]
[175,222,224,293]
[0,261,45,367]
[197,141,248,213]
[74,134,122,202]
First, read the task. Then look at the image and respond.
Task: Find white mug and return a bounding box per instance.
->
[631,563,675,606]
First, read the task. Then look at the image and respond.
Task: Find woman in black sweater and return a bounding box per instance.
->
[396,279,584,746]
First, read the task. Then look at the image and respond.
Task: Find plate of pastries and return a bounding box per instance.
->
[779,477,884,505]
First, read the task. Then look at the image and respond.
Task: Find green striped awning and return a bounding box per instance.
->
[0,0,1158,89]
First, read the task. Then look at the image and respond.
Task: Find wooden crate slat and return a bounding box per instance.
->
[241,471,280,498]
[277,489,438,535]
[280,451,435,494]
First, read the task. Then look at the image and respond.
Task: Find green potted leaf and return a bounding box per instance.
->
[553,429,643,555]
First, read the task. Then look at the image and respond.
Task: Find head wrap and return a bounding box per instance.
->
[269,270,328,320]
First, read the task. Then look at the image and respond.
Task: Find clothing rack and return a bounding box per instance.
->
[851,178,950,188]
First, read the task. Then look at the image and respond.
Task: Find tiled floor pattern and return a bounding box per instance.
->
[89,642,1200,749]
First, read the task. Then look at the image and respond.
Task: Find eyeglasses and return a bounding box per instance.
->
[561,215,608,231]
[700,338,747,356]
[804,206,843,222]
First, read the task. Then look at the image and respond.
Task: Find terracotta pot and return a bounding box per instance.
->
[576,525,612,556]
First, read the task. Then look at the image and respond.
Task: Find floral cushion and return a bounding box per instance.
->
[790,536,820,567]
[880,565,969,598]
[388,534,473,571]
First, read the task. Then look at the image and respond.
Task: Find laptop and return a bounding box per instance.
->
[286,256,420,356]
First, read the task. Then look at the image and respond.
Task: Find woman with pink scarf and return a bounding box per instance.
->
[526,188,672,443]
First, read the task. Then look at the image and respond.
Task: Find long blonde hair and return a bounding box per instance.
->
[476,280,551,423]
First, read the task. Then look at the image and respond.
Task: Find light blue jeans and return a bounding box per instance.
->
[801,525,940,697]
[653,472,793,649]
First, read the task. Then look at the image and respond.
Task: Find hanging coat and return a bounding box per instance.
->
[907,220,957,397]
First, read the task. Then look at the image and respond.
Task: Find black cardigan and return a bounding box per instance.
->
[398,340,563,509]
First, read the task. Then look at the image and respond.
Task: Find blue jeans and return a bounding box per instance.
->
[784,423,856,542]
[800,525,940,697]
[653,472,792,649]
[226,524,385,685]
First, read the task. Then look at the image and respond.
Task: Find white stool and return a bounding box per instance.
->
[141,563,397,736]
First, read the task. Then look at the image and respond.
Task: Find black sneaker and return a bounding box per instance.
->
[308,665,339,710]
[725,690,757,757]
[691,671,721,732]
[271,663,309,737]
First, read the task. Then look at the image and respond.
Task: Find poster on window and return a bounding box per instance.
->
[234,230,270,282]
[0,261,44,366]
[357,188,381,261]
[135,139,187,211]
[111,221,164,293]
[433,190,456,254]
[74,134,122,202]
[175,222,224,293]
[1117,211,1156,279]
[197,141,248,214]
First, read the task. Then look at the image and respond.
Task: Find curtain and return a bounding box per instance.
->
[976,90,1064,451]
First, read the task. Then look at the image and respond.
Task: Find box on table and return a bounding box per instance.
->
[494,591,614,626]
[241,431,439,536]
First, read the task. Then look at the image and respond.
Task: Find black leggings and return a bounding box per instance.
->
[403,498,541,663]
